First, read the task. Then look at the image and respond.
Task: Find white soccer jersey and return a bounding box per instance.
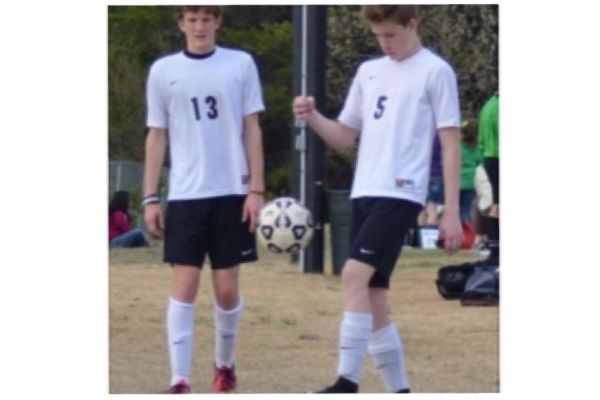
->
[146,46,265,200]
[338,48,461,205]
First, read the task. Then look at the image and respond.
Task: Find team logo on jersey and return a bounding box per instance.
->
[395,178,415,188]
[241,174,250,184]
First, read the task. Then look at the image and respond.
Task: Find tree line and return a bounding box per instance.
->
[108,5,498,193]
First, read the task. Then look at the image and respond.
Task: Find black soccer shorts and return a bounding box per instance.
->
[349,197,422,289]
[163,195,257,269]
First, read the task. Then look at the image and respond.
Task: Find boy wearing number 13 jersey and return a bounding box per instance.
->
[293,5,463,393]
[144,6,266,394]
[146,46,264,200]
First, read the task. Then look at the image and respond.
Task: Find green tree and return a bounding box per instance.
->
[108,6,180,160]
[108,6,294,196]
[108,5,498,192]
[324,5,498,188]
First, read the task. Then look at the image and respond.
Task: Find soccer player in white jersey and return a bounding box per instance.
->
[293,5,463,393]
[143,6,266,394]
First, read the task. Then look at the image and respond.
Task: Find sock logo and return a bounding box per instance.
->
[221,333,235,340]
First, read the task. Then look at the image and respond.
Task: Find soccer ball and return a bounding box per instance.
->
[257,197,314,253]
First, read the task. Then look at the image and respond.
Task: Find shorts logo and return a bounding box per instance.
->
[395,178,415,188]
[241,249,254,256]
[359,248,375,255]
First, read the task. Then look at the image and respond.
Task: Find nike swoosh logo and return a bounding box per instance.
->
[359,248,375,255]
[241,249,253,256]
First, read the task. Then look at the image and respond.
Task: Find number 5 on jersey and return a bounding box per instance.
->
[191,96,218,120]
[374,95,387,119]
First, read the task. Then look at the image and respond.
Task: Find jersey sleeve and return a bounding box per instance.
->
[427,63,461,130]
[146,62,168,129]
[337,67,363,131]
[242,56,265,116]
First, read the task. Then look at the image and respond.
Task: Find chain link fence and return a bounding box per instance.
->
[109,160,169,194]
[109,160,145,194]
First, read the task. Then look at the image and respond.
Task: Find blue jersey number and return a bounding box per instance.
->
[191,96,218,120]
[373,95,387,119]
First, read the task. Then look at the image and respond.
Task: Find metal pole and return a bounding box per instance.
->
[295,5,308,272]
[292,5,326,274]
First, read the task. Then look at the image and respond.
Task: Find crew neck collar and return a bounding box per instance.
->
[388,45,423,63]
[183,47,217,60]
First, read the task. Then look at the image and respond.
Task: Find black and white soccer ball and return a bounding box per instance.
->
[257,197,314,254]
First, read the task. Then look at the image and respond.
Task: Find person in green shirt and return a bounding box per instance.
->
[477,92,499,263]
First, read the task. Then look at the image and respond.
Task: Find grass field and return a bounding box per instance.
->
[109,241,499,394]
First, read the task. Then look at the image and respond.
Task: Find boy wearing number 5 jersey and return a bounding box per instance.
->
[143,6,266,394]
[293,5,463,393]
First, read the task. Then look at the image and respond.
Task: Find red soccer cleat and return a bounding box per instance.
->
[212,364,237,393]
[167,379,191,394]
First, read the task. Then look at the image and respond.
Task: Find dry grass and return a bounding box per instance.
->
[109,241,499,394]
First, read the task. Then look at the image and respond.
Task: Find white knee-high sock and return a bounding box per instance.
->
[337,311,373,384]
[214,298,243,368]
[368,324,410,392]
[167,297,195,386]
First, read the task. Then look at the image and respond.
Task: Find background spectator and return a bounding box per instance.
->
[109,190,148,248]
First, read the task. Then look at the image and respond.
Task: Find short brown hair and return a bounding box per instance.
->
[361,5,418,27]
[175,6,223,21]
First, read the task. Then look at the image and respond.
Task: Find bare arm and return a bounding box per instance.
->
[143,127,167,237]
[243,113,265,193]
[241,113,265,232]
[144,128,167,196]
[438,127,463,253]
[292,96,358,153]
[439,127,461,215]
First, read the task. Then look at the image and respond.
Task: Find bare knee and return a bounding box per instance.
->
[341,260,375,312]
[341,263,371,291]
[212,267,240,309]
[214,282,239,309]
[172,265,201,303]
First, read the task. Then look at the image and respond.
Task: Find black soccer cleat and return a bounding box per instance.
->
[315,376,359,393]
[396,388,411,393]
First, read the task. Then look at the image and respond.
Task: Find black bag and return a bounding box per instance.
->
[435,262,477,300]
[460,262,499,306]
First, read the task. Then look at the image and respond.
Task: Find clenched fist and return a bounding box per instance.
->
[292,96,316,120]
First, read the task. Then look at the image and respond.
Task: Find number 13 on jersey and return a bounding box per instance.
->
[191,96,218,120]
